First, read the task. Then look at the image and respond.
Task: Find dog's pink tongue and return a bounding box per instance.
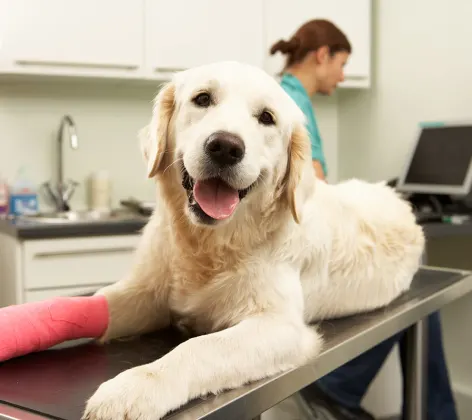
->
[193,179,240,220]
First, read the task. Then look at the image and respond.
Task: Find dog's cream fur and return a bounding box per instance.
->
[82,61,425,420]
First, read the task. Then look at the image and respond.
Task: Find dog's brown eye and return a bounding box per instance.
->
[259,111,275,126]
[193,92,212,107]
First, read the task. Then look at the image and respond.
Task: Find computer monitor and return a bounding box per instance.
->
[396,121,472,196]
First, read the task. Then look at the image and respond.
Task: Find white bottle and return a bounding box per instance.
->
[89,170,111,213]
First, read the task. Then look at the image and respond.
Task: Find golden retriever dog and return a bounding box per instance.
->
[83,61,425,420]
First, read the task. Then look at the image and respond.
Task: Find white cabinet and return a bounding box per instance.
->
[22,236,139,290]
[264,0,372,88]
[0,233,140,306]
[0,0,145,79]
[144,0,265,78]
[0,0,371,88]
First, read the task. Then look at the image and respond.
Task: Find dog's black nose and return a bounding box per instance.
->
[204,131,245,166]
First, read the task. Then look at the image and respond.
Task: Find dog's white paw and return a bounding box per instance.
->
[82,366,178,420]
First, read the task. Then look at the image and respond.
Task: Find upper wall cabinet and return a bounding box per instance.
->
[264,0,372,88]
[144,0,265,79]
[0,0,145,79]
[0,0,371,88]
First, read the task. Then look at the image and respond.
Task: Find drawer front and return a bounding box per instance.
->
[23,235,140,290]
[24,285,108,303]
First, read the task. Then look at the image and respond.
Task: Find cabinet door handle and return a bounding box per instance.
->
[34,247,135,258]
[154,67,187,74]
[15,59,139,71]
[344,74,367,80]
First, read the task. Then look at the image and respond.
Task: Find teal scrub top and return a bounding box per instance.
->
[280,73,328,177]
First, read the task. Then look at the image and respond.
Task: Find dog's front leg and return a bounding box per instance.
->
[94,219,172,343]
[83,313,321,420]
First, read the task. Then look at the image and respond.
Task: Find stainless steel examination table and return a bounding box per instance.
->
[1,267,472,420]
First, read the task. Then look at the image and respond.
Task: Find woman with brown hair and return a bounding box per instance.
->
[270,19,458,420]
[270,19,351,181]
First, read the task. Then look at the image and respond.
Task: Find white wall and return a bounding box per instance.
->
[337,1,472,418]
[338,0,472,182]
[0,79,339,212]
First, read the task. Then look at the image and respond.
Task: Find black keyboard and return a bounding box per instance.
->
[415,213,443,224]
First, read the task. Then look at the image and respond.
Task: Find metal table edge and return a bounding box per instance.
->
[0,402,53,420]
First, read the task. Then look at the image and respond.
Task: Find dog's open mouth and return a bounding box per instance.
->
[182,167,251,221]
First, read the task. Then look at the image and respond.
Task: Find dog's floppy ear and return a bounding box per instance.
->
[140,82,176,178]
[284,124,311,224]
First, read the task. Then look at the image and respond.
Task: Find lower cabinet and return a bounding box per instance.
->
[0,233,140,306]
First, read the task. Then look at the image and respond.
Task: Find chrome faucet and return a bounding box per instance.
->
[43,115,79,211]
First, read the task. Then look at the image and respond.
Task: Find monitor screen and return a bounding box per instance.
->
[398,123,472,195]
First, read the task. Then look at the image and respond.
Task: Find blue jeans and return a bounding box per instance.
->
[301,312,457,420]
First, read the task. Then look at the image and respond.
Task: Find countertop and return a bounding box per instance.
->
[1,209,472,241]
[0,215,148,240]
[422,220,472,237]
[1,267,471,420]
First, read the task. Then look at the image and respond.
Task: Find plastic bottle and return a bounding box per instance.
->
[0,174,9,217]
[89,170,111,213]
[9,167,39,216]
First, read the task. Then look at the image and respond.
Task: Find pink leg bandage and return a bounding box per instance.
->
[0,295,109,363]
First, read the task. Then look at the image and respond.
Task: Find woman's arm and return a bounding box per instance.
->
[312,159,326,180]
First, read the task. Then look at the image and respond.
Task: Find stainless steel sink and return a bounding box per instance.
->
[18,209,145,224]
